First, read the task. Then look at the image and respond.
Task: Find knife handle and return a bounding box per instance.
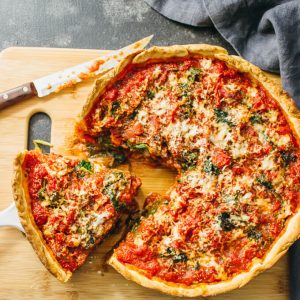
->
[0,82,37,110]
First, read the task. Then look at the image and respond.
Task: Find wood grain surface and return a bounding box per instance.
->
[0,47,289,300]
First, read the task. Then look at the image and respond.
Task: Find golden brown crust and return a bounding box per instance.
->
[217,53,300,146]
[64,50,144,155]
[80,50,144,122]
[132,44,228,64]
[109,211,300,297]
[76,44,300,296]
[12,151,72,282]
[75,45,228,132]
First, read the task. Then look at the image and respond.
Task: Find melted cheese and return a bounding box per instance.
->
[210,123,232,149]
[163,120,203,151]
[92,211,110,228]
[200,59,212,70]
[228,105,249,124]
[261,154,276,170]
[168,72,178,87]
[136,110,149,126]
[86,57,300,284]
[265,110,278,123]
[231,141,248,159]
[277,134,291,147]
[186,171,217,194]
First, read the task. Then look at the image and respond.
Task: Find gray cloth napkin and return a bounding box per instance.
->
[145,0,300,106]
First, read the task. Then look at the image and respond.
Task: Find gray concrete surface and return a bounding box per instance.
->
[0,0,235,52]
[0,0,235,148]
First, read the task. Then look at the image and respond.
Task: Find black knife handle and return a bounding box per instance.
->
[289,240,300,300]
[0,82,37,110]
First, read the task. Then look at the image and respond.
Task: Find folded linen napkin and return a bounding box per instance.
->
[145,0,300,106]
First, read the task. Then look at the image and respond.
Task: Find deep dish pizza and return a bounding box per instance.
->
[12,149,141,282]
[72,45,300,296]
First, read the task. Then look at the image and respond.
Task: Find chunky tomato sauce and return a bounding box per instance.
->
[23,150,140,272]
[79,57,300,284]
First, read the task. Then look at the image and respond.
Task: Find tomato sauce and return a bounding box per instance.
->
[22,151,140,272]
[79,57,300,285]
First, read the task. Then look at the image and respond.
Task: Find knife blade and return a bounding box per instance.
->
[0,35,153,110]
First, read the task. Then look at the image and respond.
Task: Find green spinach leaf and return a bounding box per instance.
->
[203,159,220,175]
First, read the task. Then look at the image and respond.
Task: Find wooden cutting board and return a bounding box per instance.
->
[0,47,289,300]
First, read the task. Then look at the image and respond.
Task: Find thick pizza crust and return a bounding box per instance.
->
[77,44,300,296]
[109,208,300,297]
[12,151,72,282]
[64,50,144,155]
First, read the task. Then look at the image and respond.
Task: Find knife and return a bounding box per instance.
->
[0,35,153,110]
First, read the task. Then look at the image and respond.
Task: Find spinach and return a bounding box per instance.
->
[250,114,262,124]
[111,101,120,115]
[108,194,126,212]
[194,261,200,270]
[129,109,138,120]
[247,226,262,241]
[256,175,273,190]
[77,160,92,172]
[179,83,189,90]
[146,90,155,99]
[223,191,240,204]
[85,236,95,249]
[48,191,60,207]
[130,219,141,232]
[86,143,101,157]
[173,253,188,263]
[98,134,113,150]
[37,189,45,200]
[280,151,297,167]
[131,143,148,150]
[159,247,176,259]
[214,108,228,121]
[178,83,190,97]
[104,188,126,211]
[146,204,159,216]
[111,151,126,167]
[188,67,202,82]
[214,108,233,127]
[76,160,93,177]
[203,159,220,176]
[179,150,199,170]
[96,134,127,167]
[127,213,142,232]
[143,199,163,217]
[180,98,195,119]
[103,171,128,212]
[219,212,235,232]
[38,179,47,200]
[166,247,176,255]
[38,180,61,208]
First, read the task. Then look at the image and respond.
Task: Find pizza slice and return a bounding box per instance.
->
[72,45,300,296]
[12,149,141,282]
